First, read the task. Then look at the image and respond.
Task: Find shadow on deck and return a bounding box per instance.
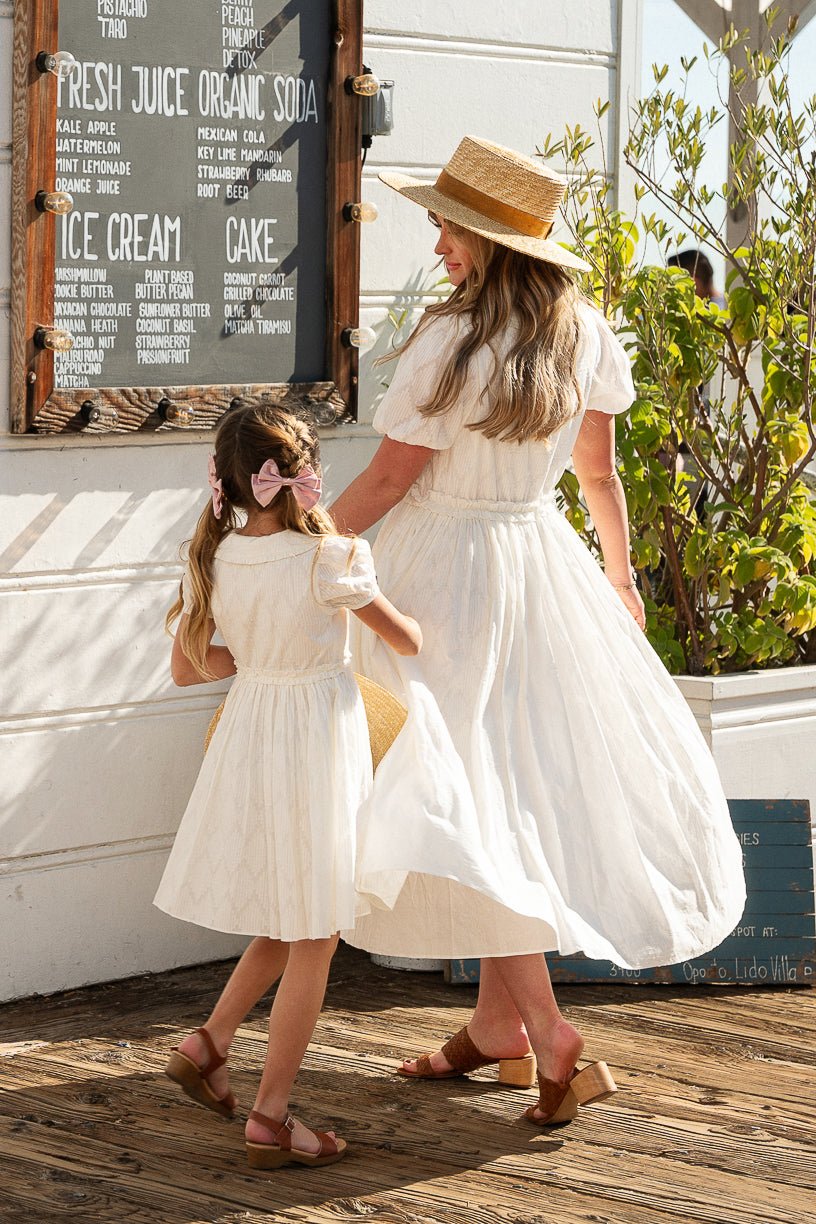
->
[0,943,814,1224]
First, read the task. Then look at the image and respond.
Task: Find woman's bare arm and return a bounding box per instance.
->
[330,437,435,535]
[572,410,645,629]
[171,614,237,686]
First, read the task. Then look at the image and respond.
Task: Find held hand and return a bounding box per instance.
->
[610,581,646,630]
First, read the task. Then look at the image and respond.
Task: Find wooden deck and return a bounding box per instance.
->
[1,943,814,1224]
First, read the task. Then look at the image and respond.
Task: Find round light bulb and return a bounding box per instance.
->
[81,400,119,428]
[311,400,342,427]
[34,326,74,352]
[348,73,380,97]
[158,399,195,427]
[341,326,376,351]
[37,50,78,79]
[35,190,74,215]
[344,201,379,223]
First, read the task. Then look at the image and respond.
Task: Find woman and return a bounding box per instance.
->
[331,137,746,1126]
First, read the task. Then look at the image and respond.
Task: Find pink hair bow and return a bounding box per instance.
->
[207,454,224,519]
[251,458,322,510]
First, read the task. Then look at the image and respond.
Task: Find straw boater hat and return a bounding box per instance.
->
[380,135,590,272]
[204,675,407,771]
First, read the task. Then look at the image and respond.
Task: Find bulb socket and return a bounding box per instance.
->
[34,326,74,352]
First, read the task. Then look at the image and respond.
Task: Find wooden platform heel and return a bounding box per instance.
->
[524,1062,617,1128]
[497,1052,538,1088]
[570,1060,618,1106]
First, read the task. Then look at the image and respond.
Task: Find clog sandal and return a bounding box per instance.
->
[398,1025,537,1088]
[524,1061,617,1127]
[165,1026,237,1119]
[245,1109,347,1170]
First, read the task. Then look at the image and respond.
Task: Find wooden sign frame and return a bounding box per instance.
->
[9,0,364,435]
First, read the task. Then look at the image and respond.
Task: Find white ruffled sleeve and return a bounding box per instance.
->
[584,309,635,416]
[373,314,466,449]
[313,537,380,610]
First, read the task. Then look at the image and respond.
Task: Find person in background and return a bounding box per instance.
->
[667,248,726,309]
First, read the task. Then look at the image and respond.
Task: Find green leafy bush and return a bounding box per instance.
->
[546,17,816,674]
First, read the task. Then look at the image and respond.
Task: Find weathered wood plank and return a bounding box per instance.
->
[1,945,815,1224]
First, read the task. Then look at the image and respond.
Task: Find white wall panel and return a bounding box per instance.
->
[1,848,247,1000]
[0,699,225,860]
[364,1,618,54]
[0,434,382,574]
[360,48,615,172]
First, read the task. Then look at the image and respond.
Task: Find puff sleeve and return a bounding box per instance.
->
[313,537,380,610]
[372,314,467,449]
[584,309,635,416]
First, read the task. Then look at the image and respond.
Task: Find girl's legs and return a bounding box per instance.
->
[401,956,532,1074]
[246,934,340,1154]
[177,936,290,1100]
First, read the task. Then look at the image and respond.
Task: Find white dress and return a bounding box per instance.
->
[154,533,379,941]
[347,303,747,970]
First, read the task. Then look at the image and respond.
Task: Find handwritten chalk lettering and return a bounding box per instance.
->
[272,75,319,124]
[198,184,221,198]
[256,167,293,183]
[90,302,131,316]
[107,213,182,262]
[226,183,248,200]
[58,62,123,112]
[56,177,92,194]
[221,3,255,26]
[61,211,100,261]
[198,71,265,121]
[97,0,148,15]
[131,66,190,116]
[198,126,239,142]
[79,282,114,298]
[257,319,292,335]
[225,216,276,263]
[81,160,131,176]
[87,120,117,135]
[57,119,82,134]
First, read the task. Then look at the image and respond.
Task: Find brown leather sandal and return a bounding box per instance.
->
[398,1025,537,1088]
[165,1026,237,1119]
[245,1109,347,1170]
[524,1061,617,1127]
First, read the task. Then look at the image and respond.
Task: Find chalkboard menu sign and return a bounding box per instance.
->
[10,0,363,433]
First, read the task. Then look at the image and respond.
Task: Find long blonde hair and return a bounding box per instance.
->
[387,220,583,443]
[166,403,336,679]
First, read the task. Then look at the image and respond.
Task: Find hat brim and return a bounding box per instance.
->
[379,171,592,273]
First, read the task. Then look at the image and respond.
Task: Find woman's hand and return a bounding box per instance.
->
[609,581,646,630]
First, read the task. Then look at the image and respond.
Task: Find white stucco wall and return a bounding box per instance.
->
[0,1,637,1001]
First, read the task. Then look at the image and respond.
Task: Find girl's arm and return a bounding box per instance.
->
[572,410,645,630]
[171,614,237,686]
[353,594,422,656]
[330,437,435,535]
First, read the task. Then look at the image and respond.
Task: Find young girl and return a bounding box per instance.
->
[154,403,421,1170]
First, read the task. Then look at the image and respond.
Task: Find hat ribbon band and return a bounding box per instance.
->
[434,169,554,240]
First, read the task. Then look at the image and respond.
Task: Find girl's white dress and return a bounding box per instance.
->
[154,533,379,941]
[347,303,747,970]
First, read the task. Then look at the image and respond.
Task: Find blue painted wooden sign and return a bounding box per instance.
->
[447,799,815,986]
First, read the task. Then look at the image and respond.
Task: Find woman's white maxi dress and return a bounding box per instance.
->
[154,533,379,941]
[347,304,746,970]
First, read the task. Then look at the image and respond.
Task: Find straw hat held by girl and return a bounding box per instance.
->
[331,137,746,1125]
